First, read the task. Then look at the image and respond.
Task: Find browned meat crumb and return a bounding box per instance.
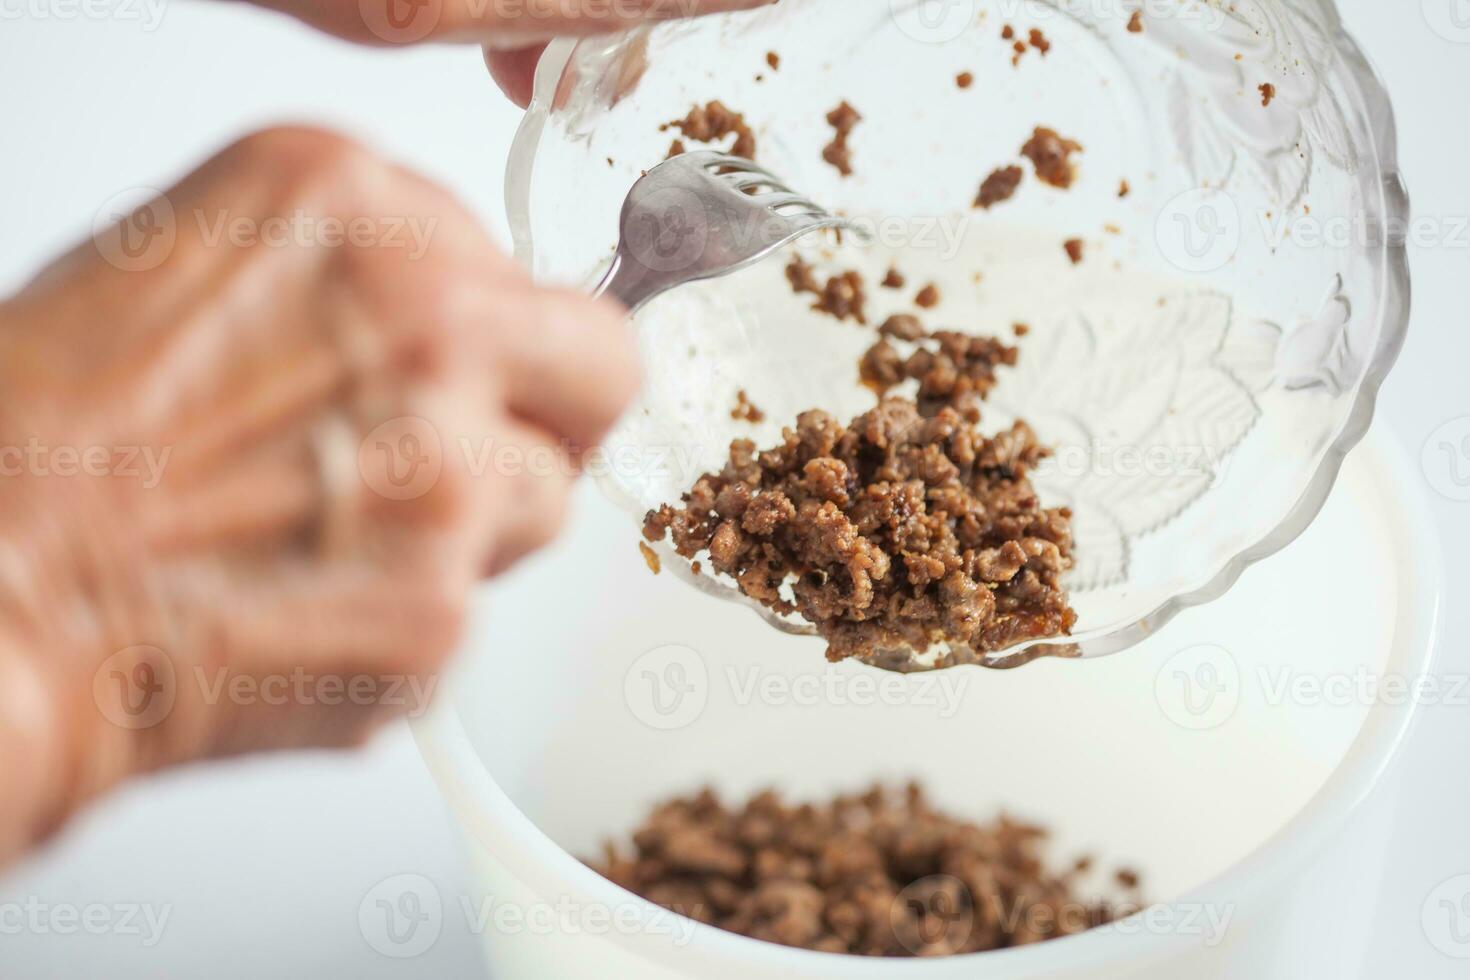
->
[1127,10,1144,32]
[1013,322,1031,337]
[1028,28,1051,54]
[591,783,1136,956]
[638,541,661,575]
[822,101,862,177]
[663,101,757,159]
[956,71,974,89]
[816,271,867,323]
[1012,40,1028,66]
[1118,178,1131,198]
[766,51,780,70]
[1001,24,1015,39]
[881,266,906,289]
[1259,82,1276,107]
[1064,238,1085,264]
[691,560,702,575]
[786,256,868,324]
[859,329,1019,420]
[643,393,1075,665]
[877,314,926,342]
[731,389,766,423]
[975,164,1024,209]
[785,254,821,295]
[914,283,941,309]
[1022,127,1083,188]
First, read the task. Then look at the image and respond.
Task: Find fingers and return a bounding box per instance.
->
[489,288,641,454]
[484,43,548,109]
[250,0,777,47]
[144,438,317,554]
[476,418,578,576]
[179,564,466,755]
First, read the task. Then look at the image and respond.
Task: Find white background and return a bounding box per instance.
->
[0,0,1468,976]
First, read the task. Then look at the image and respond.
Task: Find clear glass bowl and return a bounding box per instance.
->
[505,0,1409,668]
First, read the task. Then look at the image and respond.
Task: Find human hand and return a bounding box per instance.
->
[0,126,637,864]
[236,0,774,106]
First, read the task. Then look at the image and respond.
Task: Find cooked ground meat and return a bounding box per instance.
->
[641,393,1076,664]
[766,51,780,70]
[1259,82,1276,107]
[975,164,1024,209]
[786,256,868,324]
[592,783,1137,956]
[732,389,766,423]
[822,101,862,177]
[859,329,1020,420]
[956,71,974,89]
[638,541,661,575]
[1064,238,1085,264]
[1127,10,1144,32]
[877,313,927,342]
[1028,28,1051,54]
[1021,127,1083,189]
[881,266,906,289]
[663,101,757,159]
[914,283,941,309]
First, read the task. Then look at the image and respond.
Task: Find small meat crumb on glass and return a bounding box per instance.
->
[731,389,766,423]
[661,100,757,160]
[1022,126,1084,188]
[822,101,862,177]
[975,164,1024,209]
[638,541,661,575]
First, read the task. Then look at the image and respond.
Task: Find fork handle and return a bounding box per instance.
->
[592,250,662,316]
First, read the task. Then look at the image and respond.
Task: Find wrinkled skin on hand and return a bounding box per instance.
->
[0,127,638,863]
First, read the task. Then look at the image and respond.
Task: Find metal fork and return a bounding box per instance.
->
[593,151,862,314]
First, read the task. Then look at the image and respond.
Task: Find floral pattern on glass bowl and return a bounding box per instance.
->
[505,0,1410,669]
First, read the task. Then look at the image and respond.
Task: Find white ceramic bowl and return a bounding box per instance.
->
[415,428,1441,977]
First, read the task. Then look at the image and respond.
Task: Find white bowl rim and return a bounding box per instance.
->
[413,425,1444,976]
